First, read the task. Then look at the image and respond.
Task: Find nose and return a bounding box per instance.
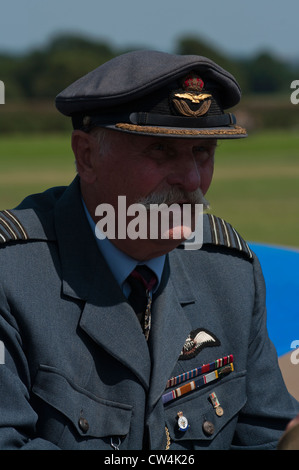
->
[166,153,201,193]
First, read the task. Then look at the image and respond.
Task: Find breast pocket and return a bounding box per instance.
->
[164,370,247,450]
[31,365,133,450]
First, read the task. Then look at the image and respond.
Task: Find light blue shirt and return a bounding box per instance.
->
[82,200,165,297]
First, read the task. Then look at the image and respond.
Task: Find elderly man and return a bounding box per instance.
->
[0,50,298,450]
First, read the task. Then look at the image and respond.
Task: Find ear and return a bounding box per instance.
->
[72,130,98,184]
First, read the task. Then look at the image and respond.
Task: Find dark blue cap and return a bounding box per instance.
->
[55,50,247,139]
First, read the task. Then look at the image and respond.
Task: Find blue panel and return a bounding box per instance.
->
[249,243,299,357]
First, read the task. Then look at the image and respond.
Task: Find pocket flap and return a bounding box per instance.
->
[164,371,246,443]
[32,365,133,438]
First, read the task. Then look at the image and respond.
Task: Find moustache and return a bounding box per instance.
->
[137,187,210,210]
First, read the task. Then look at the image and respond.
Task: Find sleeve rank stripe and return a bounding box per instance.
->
[0,216,18,240]
[231,225,243,251]
[2,210,28,240]
[231,224,253,259]
[0,227,7,242]
[219,217,231,247]
[208,213,218,244]
[0,210,28,243]
[245,241,253,258]
[206,214,253,259]
[213,214,221,245]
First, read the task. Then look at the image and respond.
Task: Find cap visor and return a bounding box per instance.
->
[109,123,247,139]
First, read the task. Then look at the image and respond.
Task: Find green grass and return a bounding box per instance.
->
[0,134,75,208]
[208,131,299,248]
[0,131,298,248]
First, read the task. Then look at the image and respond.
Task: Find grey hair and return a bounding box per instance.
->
[89,127,109,148]
[74,127,109,173]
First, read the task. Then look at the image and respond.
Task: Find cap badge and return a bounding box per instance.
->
[172,74,212,117]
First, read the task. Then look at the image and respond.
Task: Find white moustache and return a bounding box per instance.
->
[138,187,210,210]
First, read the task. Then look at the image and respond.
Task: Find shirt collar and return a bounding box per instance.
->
[82,199,165,293]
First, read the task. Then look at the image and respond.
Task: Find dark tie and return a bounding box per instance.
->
[127,265,157,340]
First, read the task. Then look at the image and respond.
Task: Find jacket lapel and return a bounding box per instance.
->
[78,267,151,390]
[147,255,195,410]
[54,177,151,389]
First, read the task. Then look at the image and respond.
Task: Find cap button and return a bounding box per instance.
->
[202,420,215,436]
[78,417,89,433]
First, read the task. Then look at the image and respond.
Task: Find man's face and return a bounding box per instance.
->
[79,129,216,259]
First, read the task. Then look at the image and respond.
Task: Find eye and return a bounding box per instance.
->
[145,142,171,161]
[152,143,166,152]
[194,142,217,155]
[193,145,209,153]
[192,144,216,166]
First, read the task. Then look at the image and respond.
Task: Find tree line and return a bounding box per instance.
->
[0,33,297,101]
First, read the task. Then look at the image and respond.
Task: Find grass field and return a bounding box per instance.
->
[0,130,298,248]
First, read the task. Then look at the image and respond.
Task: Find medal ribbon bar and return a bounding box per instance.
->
[165,354,233,390]
[162,363,234,405]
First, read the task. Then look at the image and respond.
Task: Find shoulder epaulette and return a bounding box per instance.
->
[0,210,29,243]
[205,213,253,259]
[177,213,253,260]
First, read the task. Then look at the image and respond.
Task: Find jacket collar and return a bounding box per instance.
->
[54,176,100,300]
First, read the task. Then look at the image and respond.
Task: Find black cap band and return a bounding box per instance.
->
[73,111,236,131]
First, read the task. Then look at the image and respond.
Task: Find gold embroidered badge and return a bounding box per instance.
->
[172,73,212,117]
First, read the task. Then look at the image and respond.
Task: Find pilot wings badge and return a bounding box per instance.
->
[172,73,212,118]
[179,328,221,360]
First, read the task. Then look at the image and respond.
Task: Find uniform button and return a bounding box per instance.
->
[202,420,215,436]
[78,417,89,433]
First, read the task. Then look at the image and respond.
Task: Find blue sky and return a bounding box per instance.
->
[1,0,298,60]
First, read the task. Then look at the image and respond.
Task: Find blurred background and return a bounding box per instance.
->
[0,0,298,395]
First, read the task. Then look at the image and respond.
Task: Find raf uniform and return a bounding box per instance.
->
[0,51,298,450]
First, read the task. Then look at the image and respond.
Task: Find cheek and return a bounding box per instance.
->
[98,161,162,205]
[200,160,214,195]
[128,163,165,197]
